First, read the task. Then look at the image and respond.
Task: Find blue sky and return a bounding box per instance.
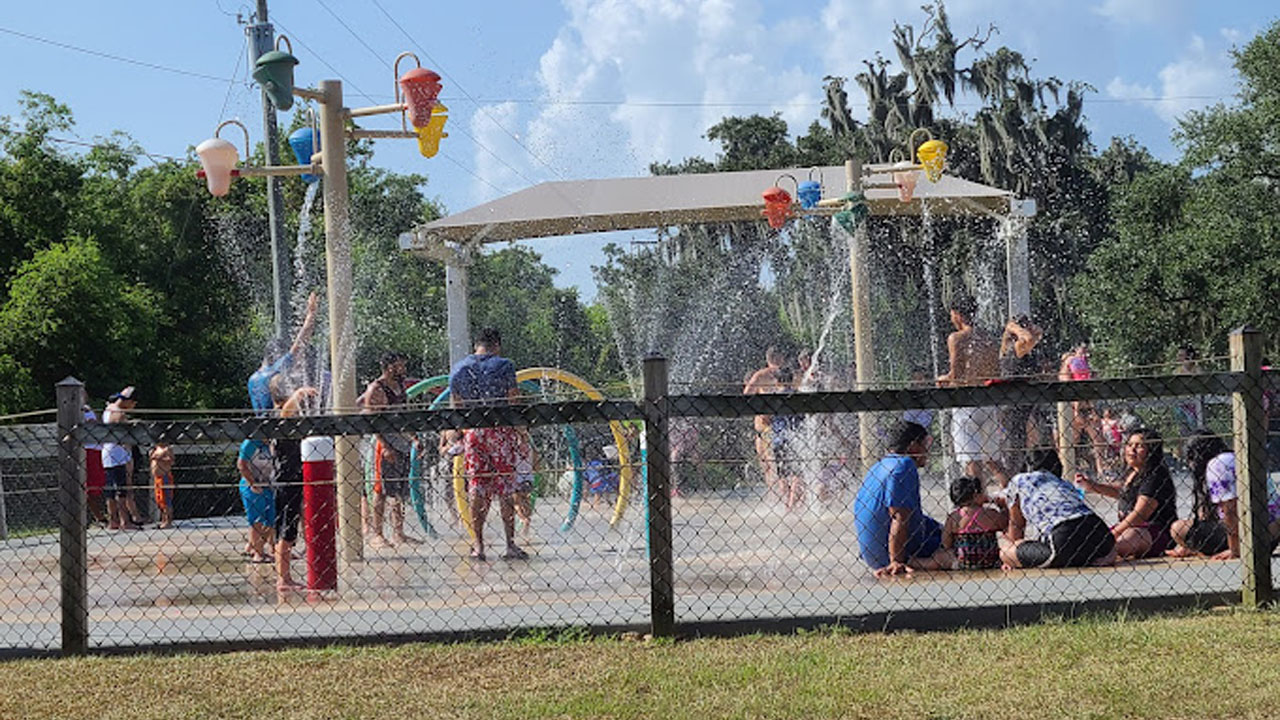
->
[1,0,1275,299]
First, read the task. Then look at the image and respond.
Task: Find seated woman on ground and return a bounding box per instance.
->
[1077,427,1178,560]
[941,476,1008,570]
[1167,430,1280,560]
[1001,449,1116,569]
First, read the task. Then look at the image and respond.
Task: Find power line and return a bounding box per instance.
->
[44,135,187,165]
[270,17,383,105]
[178,39,255,252]
[0,25,236,84]
[0,24,1236,114]
[305,0,544,195]
[436,149,509,196]
[364,0,597,216]
[248,11,512,197]
[314,0,385,66]
[218,33,250,123]
[262,16,510,196]
[436,94,1238,108]
[367,0,572,184]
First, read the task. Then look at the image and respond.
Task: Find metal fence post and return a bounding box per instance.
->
[1230,327,1273,607]
[56,377,89,654]
[0,464,8,540]
[643,354,675,637]
[1056,401,1076,479]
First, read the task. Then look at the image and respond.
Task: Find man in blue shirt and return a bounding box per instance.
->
[853,421,950,576]
[448,327,526,561]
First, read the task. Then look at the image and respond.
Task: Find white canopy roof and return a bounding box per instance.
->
[402,162,1016,250]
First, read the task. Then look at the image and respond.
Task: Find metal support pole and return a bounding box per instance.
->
[248,0,290,339]
[845,159,877,473]
[1003,216,1031,319]
[643,354,674,638]
[318,79,363,565]
[445,250,471,367]
[1230,326,1273,607]
[56,377,88,655]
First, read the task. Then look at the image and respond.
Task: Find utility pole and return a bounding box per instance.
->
[246,0,291,339]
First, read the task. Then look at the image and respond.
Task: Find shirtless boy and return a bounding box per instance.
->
[744,346,788,501]
[936,297,1007,483]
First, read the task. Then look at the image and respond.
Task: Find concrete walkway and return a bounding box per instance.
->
[0,494,1267,653]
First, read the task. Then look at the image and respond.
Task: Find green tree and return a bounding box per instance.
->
[0,353,37,415]
[1078,20,1280,364]
[0,237,163,402]
[470,245,614,383]
[820,2,1107,352]
[0,92,84,278]
[348,166,447,378]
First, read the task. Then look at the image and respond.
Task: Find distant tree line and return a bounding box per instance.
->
[0,94,616,413]
[5,4,1279,412]
[597,4,1280,383]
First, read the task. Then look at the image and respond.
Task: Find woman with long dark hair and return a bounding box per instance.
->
[1078,427,1177,559]
[1167,429,1280,559]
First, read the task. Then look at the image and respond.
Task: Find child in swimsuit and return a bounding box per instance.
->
[150,443,176,529]
[942,476,1009,569]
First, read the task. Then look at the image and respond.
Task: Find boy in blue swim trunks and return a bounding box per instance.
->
[237,438,276,563]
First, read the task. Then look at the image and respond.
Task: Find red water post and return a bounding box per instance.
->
[301,436,338,591]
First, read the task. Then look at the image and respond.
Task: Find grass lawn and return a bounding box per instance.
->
[4,609,1280,719]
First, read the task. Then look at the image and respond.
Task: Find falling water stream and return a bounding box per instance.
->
[285,181,329,406]
[920,199,943,380]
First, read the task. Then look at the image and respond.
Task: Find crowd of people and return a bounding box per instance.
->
[733,293,1280,576]
[80,299,580,592]
[854,419,1280,576]
[843,295,1280,576]
[242,320,533,587]
[78,287,1280,590]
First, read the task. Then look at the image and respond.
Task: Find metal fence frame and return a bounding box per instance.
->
[7,328,1271,657]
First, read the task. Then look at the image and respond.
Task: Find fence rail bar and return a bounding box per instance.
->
[668,372,1258,418]
[75,400,646,445]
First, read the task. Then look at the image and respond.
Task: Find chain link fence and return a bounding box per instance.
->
[665,369,1277,628]
[2,337,1277,656]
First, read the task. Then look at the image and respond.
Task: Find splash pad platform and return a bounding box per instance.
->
[0,491,1260,653]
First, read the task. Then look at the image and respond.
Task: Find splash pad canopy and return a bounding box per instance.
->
[401,150,1034,369]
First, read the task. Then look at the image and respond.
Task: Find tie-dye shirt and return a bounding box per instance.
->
[1006,471,1094,537]
[1204,452,1280,522]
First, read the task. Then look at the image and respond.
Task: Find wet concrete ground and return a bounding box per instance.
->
[1,491,1269,652]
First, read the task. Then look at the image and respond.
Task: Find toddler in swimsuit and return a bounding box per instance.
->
[942,476,1009,569]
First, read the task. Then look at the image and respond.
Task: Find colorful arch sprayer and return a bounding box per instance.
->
[404,367,635,537]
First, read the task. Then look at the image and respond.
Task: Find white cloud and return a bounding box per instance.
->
[469,101,533,201]
[1106,31,1237,125]
[468,0,841,201]
[1092,0,1183,25]
[818,0,900,81]
[1105,76,1155,102]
